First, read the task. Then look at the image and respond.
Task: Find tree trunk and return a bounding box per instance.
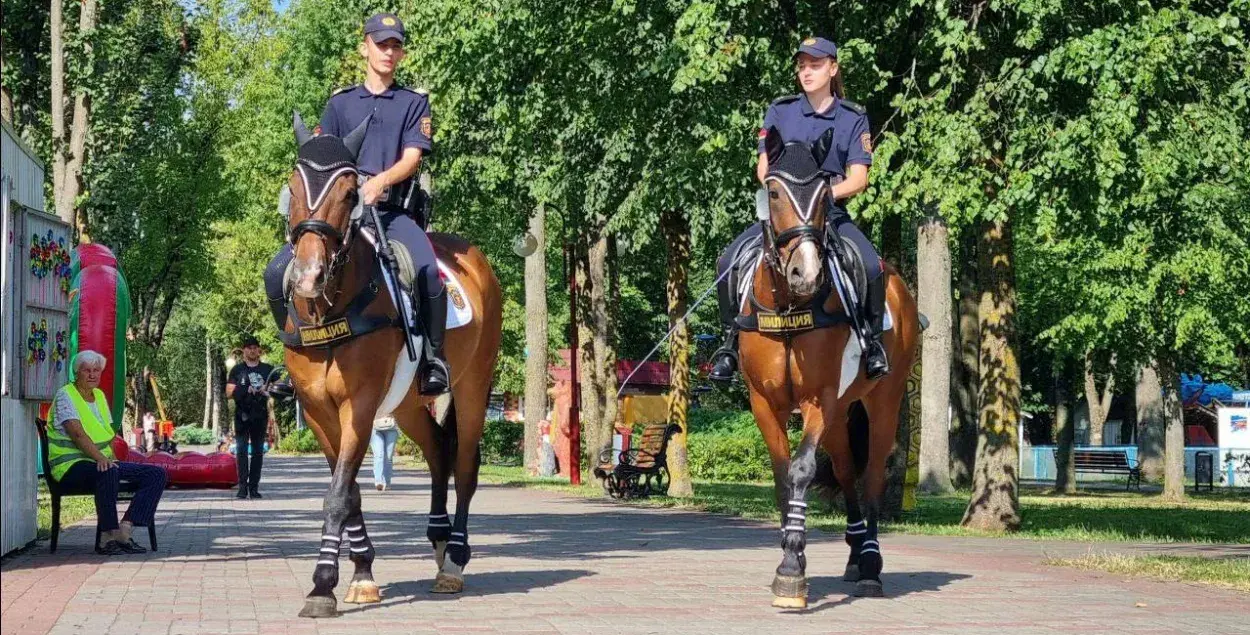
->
[209,346,225,439]
[574,243,600,468]
[1083,351,1116,446]
[597,235,618,448]
[962,220,1021,531]
[1053,365,1076,493]
[662,209,694,497]
[523,204,549,474]
[1158,357,1186,501]
[881,214,903,273]
[917,217,953,493]
[50,0,68,224]
[950,229,979,488]
[1136,360,1165,482]
[66,0,98,240]
[203,337,213,428]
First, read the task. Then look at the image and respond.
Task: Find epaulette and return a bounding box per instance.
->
[400,86,430,96]
[770,94,801,106]
[330,85,356,97]
[839,99,867,115]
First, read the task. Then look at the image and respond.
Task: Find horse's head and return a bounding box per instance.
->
[760,126,835,298]
[286,113,369,299]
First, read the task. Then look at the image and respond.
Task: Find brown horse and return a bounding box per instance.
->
[739,128,921,607]
[279,115,502,618]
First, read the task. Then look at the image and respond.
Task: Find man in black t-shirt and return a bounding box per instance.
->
[226,336,275,499]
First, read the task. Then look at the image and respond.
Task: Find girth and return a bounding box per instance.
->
[734,280,852,334]
[277,268,402,349]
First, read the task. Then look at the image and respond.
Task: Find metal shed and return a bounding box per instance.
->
[2,119,61,556]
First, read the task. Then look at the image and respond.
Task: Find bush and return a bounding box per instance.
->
[481,419,523,465]
[277,428,321,454]
[684,408,800,482]
[173,426,214,445]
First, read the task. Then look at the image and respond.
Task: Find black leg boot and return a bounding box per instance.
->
[863,274,890,380]
[419,288,451,395]
[709,328,740,383]
[709,258,741,384]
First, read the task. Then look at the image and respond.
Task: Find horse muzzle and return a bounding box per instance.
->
[289,258,324,298]
[785,241,823,296]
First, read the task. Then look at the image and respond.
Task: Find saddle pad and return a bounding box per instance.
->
[437,260,473,330]
[361,228,474,331]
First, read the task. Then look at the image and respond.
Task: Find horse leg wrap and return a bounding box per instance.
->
[858,538,883,582]
[447,530,471,568]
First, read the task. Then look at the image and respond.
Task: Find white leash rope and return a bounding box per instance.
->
[615,265,734,398]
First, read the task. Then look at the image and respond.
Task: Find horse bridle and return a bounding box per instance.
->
[288,159,362,289]
[761,170,830,279]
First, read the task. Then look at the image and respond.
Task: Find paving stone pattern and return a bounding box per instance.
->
[3,457,1248,634]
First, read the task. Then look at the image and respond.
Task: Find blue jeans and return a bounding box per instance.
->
[370,427,398,486]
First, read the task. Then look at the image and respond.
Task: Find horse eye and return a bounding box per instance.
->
[769,191,779,200]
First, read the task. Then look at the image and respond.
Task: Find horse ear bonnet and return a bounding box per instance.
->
[769,142,822,182]
[295,136,358,213]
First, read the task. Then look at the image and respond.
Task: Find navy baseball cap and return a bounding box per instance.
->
[795,37,837,59]
[241,335,260,348]
[364,13,405,44]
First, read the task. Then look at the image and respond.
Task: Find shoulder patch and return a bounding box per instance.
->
[770,94,801,107]
[839,99,867,115]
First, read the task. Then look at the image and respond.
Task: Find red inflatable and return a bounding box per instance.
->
[69,244,131,429]
[110,436,238,489]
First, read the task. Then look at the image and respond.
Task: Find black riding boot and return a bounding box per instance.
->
[863,274,890,379]
[708,328,740,383]
[419,288,451,395]
[709,258,741,384]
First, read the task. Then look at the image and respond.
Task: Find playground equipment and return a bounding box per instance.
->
[68,244,131,429]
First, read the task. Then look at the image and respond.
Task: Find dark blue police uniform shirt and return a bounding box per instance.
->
[319,84,433,176]
[756,94,872,176]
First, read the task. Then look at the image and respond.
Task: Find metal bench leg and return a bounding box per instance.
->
[50,495,62,553]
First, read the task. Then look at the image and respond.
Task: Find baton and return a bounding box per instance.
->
[364,203,419,362]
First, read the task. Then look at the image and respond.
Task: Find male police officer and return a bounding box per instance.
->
[264,12,449,395]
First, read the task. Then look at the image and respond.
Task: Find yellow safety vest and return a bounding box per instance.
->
[47,385,116,481]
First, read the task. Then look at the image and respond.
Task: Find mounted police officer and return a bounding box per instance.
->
[709,37,889,383]
[264,12,449,395]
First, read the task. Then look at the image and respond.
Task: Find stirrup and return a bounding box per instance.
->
[708,347,739,383]
[420,357,451,395]
[864,339,889,379]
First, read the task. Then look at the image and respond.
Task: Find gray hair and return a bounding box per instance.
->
[74,350,108,372]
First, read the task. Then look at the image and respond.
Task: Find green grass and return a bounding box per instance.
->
[476,465,1250,544]
[36,481,96,540]
[1045,553,1250,592]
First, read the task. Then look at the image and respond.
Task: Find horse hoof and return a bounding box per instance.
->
[432,573,464,594]
[771,574,808,608]
[433,540,447,572]
[298,595,338,618]
[854,579,884,597]
[431,561,464,594]
[843,564,860,582]
[343,581,380,604]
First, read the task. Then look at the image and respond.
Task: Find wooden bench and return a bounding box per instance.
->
[593,423,681,499]
[1055,448,1142,490]
[36,417,158,553]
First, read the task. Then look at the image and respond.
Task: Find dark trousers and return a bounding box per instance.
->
[58,460,168,532]
[235,421,266,490]
[715,214,882,328]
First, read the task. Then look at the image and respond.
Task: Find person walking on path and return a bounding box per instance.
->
[370,418,399,490]
[227,335,274,499]
[48,350,168,554]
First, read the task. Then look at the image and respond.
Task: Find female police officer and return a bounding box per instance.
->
[708,37,889,382]
[264,12,449,395]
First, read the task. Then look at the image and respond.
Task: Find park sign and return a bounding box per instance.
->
[1217,407,1250,487]
[1231,390,1250,403]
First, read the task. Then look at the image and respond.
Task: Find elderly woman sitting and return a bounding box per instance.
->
[48,350,168,555]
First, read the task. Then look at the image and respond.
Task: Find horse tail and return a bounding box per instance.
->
[813,401,871,497]
[847,400,870,476]
[434,397,459,468]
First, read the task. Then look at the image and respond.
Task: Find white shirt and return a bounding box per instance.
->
[53,385,108,435]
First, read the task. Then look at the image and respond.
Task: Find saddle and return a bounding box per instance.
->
[731,229,870,334]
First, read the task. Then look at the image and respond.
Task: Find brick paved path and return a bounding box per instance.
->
[3,457,1247,634]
